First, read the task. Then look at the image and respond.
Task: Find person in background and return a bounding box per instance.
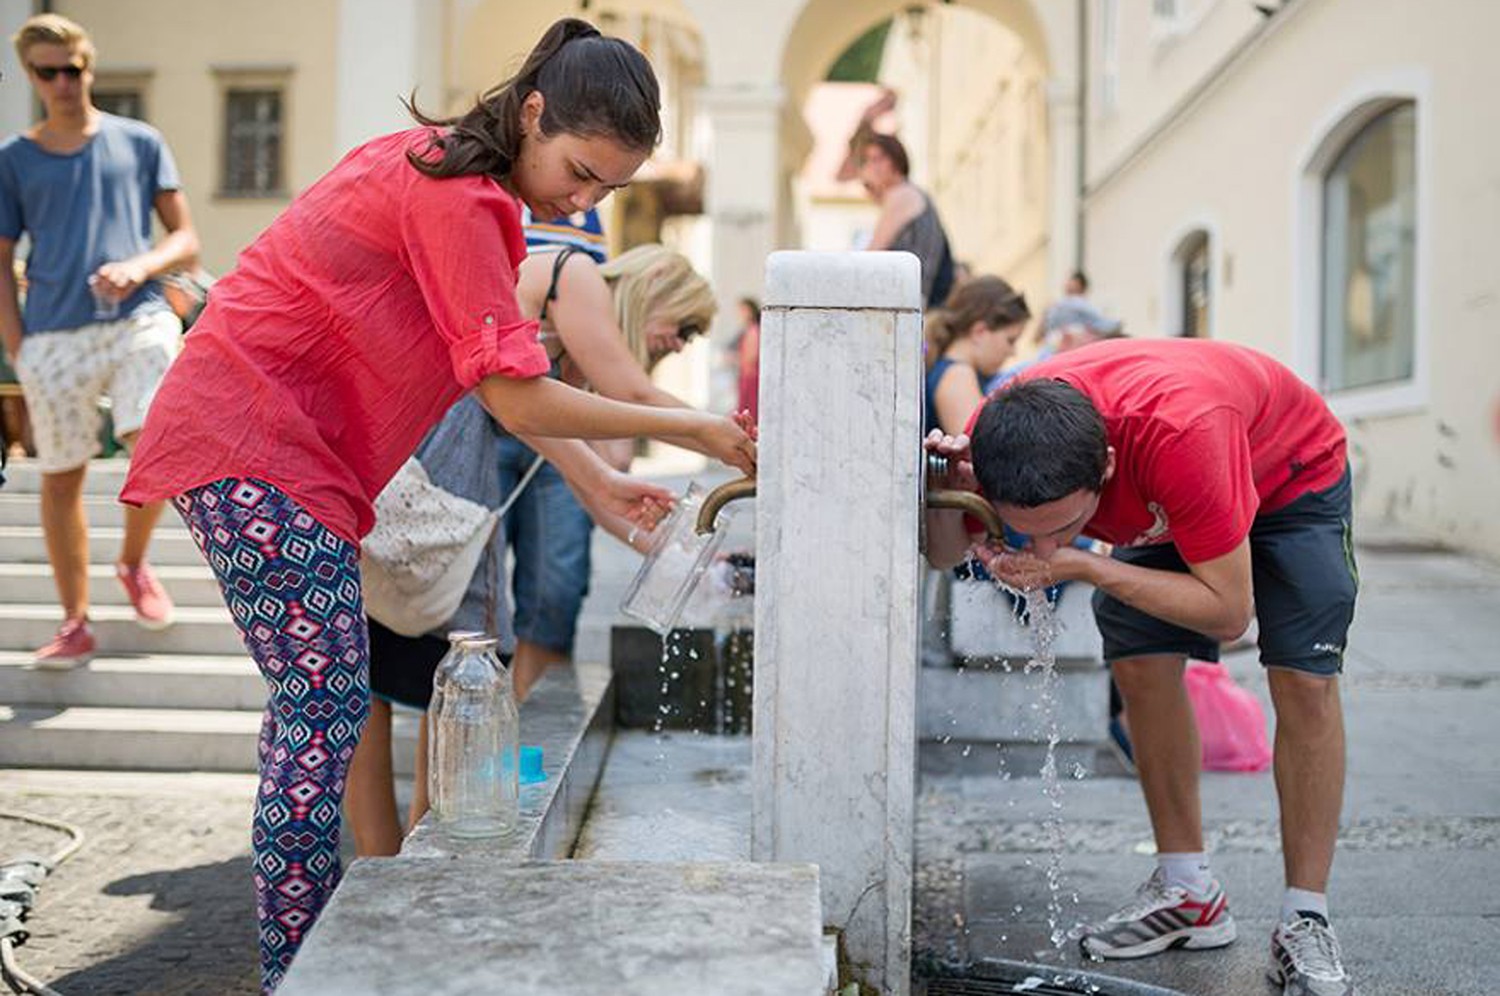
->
[858,133,956,308]
[926,338,1360,996]
[120,20,754,991]
[523,204,607,262]
[987,291,1125,393]
[1,13,200,666]
[923,276,1030,437]
[735,297,760,425]
[345,242,720,857]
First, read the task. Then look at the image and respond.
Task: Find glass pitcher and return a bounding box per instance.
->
[619,481,734,636]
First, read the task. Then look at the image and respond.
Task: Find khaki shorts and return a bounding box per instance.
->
[14,310,183,473]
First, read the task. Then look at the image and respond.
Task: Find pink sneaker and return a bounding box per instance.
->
[116,561,175,631]
[33,618,96,670]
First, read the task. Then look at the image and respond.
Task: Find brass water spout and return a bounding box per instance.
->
[696,477,758,535]
[924,490,1006,542]
[694,475,1006,543]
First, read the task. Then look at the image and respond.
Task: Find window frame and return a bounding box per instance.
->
[1292,71,1429,420]
[1162,219,1218,339]
[92,68,153,122]
[212,65,293,201]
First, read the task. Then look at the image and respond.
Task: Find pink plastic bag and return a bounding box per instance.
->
[1183,661,1272,772]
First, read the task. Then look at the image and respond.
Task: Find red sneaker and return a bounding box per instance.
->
[116,561,175,631]
[33,617,96,670]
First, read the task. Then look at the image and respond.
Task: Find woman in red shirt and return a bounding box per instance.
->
[120,20,753,993]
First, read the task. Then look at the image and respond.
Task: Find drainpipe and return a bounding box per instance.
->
[1075,0,1088,272]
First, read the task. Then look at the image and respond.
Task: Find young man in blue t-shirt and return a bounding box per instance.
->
[0,14,200,667]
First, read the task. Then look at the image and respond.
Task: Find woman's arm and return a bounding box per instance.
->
[513,432,671,529]
[476,374,755,476]
[933,361,985,438]
[866,184,925,251]
[548,255,687,408]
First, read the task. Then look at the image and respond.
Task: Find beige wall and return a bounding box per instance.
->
[1082,0,1500,557]
[53,0,340,275]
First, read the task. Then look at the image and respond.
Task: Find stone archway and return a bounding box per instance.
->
[777,0,1078,303]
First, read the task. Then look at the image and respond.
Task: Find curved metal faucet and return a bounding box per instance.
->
[694,475,1006,542]
[695,477,759,535]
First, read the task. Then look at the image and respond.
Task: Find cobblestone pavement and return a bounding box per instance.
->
[0,771,261,996]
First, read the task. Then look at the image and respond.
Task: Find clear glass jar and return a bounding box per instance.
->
[430,635,519,839]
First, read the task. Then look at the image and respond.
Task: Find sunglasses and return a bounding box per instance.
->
[29,63,85,82]
[677,322,704,344]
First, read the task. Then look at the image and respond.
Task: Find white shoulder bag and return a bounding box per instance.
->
[360,455,541,637]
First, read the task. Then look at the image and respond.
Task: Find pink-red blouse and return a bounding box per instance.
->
[121,129,550,542]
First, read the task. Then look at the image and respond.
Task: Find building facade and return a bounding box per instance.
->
[1081,0,1500,557]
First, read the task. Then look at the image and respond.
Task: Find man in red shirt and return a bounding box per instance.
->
[927,338,1359,996]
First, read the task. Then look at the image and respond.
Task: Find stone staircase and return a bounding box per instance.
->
[0,458,412,773]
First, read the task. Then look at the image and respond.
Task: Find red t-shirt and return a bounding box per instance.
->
[971,339,1346,563]
[121,129,550,543]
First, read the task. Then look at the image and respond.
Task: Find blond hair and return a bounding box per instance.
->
[13,13,95,68]
[598,245,716,370]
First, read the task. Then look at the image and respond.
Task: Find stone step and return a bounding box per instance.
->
[0,650,262,710]
[918,658,1110,745]
[0,524,203,567]
[279,859,830,996]
[0,493,172,528]
[0,703,417,773]
[946,576,1104,662]
[0,562,224,607]
[0,603,246,655]
[1,458,132,496]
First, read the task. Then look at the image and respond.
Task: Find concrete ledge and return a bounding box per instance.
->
[401,659,613,861]
[279,859,828,996]
[764,250,921,311]
[919,660,1109,744]
[948,578,1104,663]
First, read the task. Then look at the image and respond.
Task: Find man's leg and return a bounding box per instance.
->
[40,465,90,619]
[1111,653,1203,854]
[1266,668,1345,894]
[116,431,166,567]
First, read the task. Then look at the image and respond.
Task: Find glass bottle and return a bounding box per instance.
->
[430,636,520,838]
[427,630,485,790]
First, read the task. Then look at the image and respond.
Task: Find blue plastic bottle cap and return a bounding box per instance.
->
[520,746,546,784]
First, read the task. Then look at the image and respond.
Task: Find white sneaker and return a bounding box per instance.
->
[1080,868,1237,960]
[1269,913,1358,996]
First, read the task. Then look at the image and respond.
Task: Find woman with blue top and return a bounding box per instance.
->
[923,275,1030,437]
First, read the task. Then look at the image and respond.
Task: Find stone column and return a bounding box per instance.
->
[0,0,31,139]
[754,251,922,996]
[1047,78,1083,284]
[698,84,783,411]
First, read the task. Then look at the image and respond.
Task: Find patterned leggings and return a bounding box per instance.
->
[174,478,369,993]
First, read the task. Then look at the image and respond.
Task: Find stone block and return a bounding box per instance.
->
[948,579,1103,663]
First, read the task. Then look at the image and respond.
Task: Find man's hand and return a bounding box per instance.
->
[92,259,151,301]
[970,541,1099,592]
[923,429,979,492]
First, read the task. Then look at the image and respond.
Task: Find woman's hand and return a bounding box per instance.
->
[694,412,757,477]
[598,469,676,530]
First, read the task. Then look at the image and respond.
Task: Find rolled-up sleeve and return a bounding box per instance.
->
[400,172,550,389]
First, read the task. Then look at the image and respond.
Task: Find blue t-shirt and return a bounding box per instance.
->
[0,113,180,335]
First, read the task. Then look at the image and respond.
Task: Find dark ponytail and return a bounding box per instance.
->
[923,275,1031,368]
[405,18,661,181]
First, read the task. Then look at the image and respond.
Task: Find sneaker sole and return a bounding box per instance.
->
[32,653,93,671]
[1266,960,1359,995]
[1083,918,1237,960]
[133,612,176,632]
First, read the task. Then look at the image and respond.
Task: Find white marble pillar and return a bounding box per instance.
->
[698,84,783,411]
[1047,78,1083,285]
[754,251,922,996]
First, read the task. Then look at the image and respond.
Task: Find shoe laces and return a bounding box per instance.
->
[1110,868,1185,921]
[1280,917,1345,980]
